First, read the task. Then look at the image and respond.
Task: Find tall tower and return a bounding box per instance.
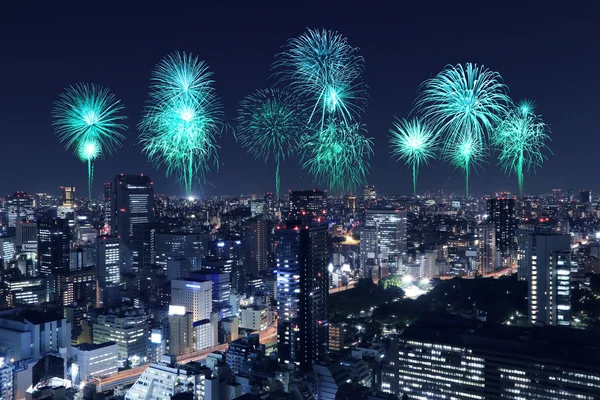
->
[243,216,269,275]
[486,196,517,259]
[360,208,407,278]
[60,186,75,207]
[276,221,328,371]
[476,221,496,276]
[289,190,326,220]
[37,217,70,276]
[97,235,120,287]
[111,174,155,244]
[527,233,571,326]
[103,182,112,233]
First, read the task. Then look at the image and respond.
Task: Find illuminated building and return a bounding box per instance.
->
[0,357,13,400]
[4,278,45,306]
[97,235,120,287]
[103,182,112,232]
[111,174,154,250]
[206,239,243,292]
[60,186,75,207]
[190,271,232,320]
[93,308,149,362]
[328,323,345,353]
[171,279,212,323]
[476,221,496,275]
[276,221,328,371]
[37,217,70,276]
[0,236,15,268]
[155,231,208,277]
[16,221,37,254]
[168,306,194,356]
[239,306,270,332]
[243,216,269,275]
[360,208,407,278]
[364,185,376,206]
[289,190,326,220]
[396,315,600,399]
[526,233,572,326]
[6,191,35,228]
[486,197,517,259]
[71,341,118,383]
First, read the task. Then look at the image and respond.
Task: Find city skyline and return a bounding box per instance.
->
[3,2,599,196]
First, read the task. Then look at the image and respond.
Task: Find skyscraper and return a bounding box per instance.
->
[360,208,407,278]
[243,216,268,275]
[60,186,75,207]
[171,279,212,323]
[6,192,35,228]
[526,233,571,326]
[168,307,194,356]
[476,221,496,276]
[276,221,328,371]
[289,190,326,220]
[111,174,155,243]
[486,197,517,258]
[104,182,112,233]
[37,217,70,276]
[16,221,37,254]
[97,235,120,287]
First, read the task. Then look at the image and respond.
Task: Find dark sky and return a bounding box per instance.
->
[2,1,599,198]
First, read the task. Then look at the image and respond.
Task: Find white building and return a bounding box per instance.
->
[97,236,121,287]
[239,306,270,332]
[71,342,118,383]
[193,314,218,351]
[93,308,149,362]
[0,357,14,400]
[171,279,212,322]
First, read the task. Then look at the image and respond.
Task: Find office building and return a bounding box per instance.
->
[486,197,517,257]
[93,308,149,362]
[364,185,376,205]
[194,317,216,351]
[276,221,328,371]
[168,307,194,356]
[360,208,407,278]
[130,222,164,273]
[239,306,270,332]
[155,231,208,276]
[476,221,496,275]
[0,309,71,362]
[0,236,15,268]
[580,189,592,204]
[289,190,326,220]
[4,278,45,306]
[206,240,243,292]
[103,182,112,233]
[421,249,438,279]
[97,235,120,287]
[225,334,261,375]
[243,216,269,275]
[16,221,37,254]
[394,315,600,400]
[6,192,35,228]
[111,174,155,243]
[527,233,572,326]
[0,357,13,400]
[60,186,75,207]
[71,342,118,382]
[171,279,212,322]
[328,323,345,353]
[37,217,71,276]
[56,267,96,306]
[190,271,232,320]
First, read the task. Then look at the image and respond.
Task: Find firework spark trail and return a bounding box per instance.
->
[139,52,223,195]
[493,100,551,194]
[415,63,511,194]
[301,120,373,194]
[236,88,305,203]
[52,83,127,199]
[389,118,437,195]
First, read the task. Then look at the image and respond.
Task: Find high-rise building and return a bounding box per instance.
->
[15,221,37,254]
[421,249,438,279]
[276,221,328,371]
[104,182,112,233]
[580,189,592,204]
[360,208,407,278]
[0,357,14,400]
[243,216,268,275]
[289,190,326,220]
[130,222,165,273]
[364,185,376,205]
[190,271,232,320]
[155,232,208,276]
[60,186,75,207]
[111,174,155,244]
[394,315,600,400]
[527,233,572,326]
[6,192,35,228]
[170,279,212,323]
[476,221,496,275]
[93,308,149,361]
[207,240,243,292]
[167,307,194,356]
[486,197,517,258]
[37,217,71,276]
[71,342,118,383]
[97,235,120,287]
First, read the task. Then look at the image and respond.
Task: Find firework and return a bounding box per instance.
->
[389,118,437,195]
[139,52,222,195]
[415,63,510,193]
[236,88,305,203]
[446,133,485,195]
[273,28,366,127]
[301,120,373,194]
[52,83,127,199]
[493,100,551,193]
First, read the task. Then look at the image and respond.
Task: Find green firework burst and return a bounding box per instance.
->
[236,88,305,203]
[389,118,437,195]
[301,120,373,194]
[139,52,223,195]
[446,132,485,195]
[52,83,127,199]
[493,100,551,194]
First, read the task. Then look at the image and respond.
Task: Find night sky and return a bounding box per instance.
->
[2,1,599,198]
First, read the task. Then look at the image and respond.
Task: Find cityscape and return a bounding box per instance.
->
[2,2,600,400]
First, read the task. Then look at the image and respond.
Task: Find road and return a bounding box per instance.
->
[96,325,278,391]
[329,278,379,294]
